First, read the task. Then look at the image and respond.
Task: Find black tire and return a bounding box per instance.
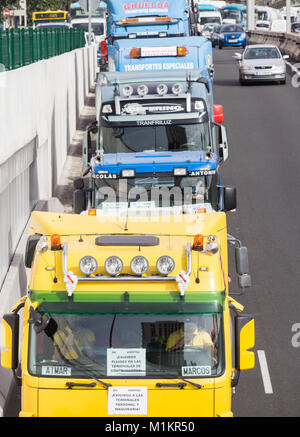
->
[219,45,222,49]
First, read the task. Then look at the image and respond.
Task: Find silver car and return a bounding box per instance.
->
[233,45,289,85]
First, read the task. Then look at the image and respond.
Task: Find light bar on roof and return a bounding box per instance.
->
[129,46,189,58]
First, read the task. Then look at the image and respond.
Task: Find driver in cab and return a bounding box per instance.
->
[165,318,213,353]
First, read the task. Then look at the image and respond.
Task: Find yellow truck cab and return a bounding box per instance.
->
[1,209,254,417]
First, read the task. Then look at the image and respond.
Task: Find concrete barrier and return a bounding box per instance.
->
[0,44,97,291]
[247,30,300,62]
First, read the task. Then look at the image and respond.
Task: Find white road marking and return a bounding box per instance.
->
[257,350,273,394]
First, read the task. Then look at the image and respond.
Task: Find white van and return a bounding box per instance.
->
[71,16,106,44]
[197,10,222,33]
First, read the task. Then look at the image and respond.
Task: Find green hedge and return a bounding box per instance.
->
[0,27,85,70]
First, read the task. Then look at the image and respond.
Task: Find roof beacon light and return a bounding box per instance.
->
[88,209,97,216]
[129,48,141,58]
[172,83,183,95]
[123,85,134,97]
[137,84,149,97]
[193,234,204,251]
[156,84,168,96]
[177,46,189,57]
[51,234,62,251]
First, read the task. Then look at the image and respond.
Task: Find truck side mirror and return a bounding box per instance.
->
[83,120,98,166]
[235,314,255,371]
[235,246,252,289]
[1,313,19,370]
[222,185,237,212]
[25,234,42,268]
[218,124,228,162]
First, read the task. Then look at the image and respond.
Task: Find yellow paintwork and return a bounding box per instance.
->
[1,318,13,369]
[239,318,255,370]
[29,210,229,296]
[1,211,255,417]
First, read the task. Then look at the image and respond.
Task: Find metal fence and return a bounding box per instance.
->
[0,27,86,70]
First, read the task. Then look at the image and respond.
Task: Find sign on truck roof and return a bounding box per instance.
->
[107,0,189,20]
[108,36,213,74]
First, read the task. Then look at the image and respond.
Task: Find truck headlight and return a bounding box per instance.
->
[79,256,98,276]
[156,256,175,275]
[130,256,149,275]
[105,256,123,276]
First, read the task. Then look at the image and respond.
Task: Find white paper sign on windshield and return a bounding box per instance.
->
[107,348,146,376]
[108,386,147,415]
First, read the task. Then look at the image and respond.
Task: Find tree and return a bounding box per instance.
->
[0,1,20,14]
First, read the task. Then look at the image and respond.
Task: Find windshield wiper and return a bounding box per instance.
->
[66,382,97,389]
[179,378,202,389]
[156,382,186,389]
[156,378,202,389]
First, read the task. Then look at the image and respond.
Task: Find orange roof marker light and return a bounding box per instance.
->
[50,234,62,251]
[193,234,204,251]
[88,209,97,216]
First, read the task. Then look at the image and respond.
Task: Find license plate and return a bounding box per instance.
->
[229,39,238,43]
[255,70,272,76]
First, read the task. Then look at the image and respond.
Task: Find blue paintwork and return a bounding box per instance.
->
[92,151,218,177]
[108,36,213,78]
[106,0,190,40]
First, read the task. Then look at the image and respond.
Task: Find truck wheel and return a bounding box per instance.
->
[219,45,222,49]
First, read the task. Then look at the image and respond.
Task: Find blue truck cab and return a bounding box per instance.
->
[73,70,234,214]
[107,36,213,78]
[106,0,191,41]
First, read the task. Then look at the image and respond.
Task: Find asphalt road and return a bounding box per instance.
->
[213,46,300,417]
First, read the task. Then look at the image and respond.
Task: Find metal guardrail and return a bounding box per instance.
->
[248,30,300,62]
[0,27,86,71]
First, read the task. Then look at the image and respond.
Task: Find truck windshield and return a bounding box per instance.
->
[100,122,212,154]
[200,17,221,25]
[222,10,242,23]
[72,22,104,35]
[28,312,223,379]
[93,174,218,211]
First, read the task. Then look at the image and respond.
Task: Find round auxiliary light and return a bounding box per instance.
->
[172,83,183,95]
[137,84,149,97]
[79,256,98,276]
[130,256,149,275]
[156,83,168,96]
[105,256,123,276]
[156,256,175,276]
[123,85,134,97]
